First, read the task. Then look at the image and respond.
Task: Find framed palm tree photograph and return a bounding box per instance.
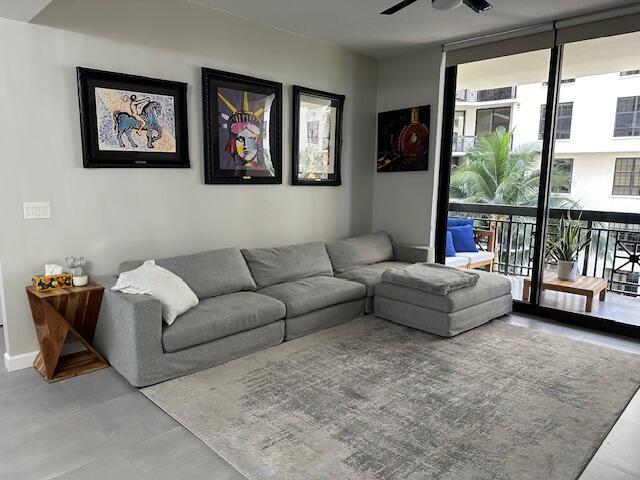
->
[292,86,345,186]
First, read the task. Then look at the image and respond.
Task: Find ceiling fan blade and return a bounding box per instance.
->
[463,0,493,13]
[380,0,420,15]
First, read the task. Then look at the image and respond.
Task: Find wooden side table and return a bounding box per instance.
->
[26,283,108,382]
[522,272,608,312]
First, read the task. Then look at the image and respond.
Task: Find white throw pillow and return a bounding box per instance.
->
[112,260,199,326]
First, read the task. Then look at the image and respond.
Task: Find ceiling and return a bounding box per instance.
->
[188,0,640,58]
[0,0,52,21]
[457,29,640,90]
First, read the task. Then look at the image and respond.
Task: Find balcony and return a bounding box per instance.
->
[456,86,517,103]
[452,134,478,153]
[449,202,640,325]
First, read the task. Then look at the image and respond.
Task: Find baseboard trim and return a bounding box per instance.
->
[4,350,38,372]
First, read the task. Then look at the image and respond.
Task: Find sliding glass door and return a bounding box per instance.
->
[441,48,552,304]
[538,31,640,329]
[437,28,640,337]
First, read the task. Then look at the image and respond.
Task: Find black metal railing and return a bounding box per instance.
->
[449,202,640,297]
[455,87,517,103]
[452,134,477,153]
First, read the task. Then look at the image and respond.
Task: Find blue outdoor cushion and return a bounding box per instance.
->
[448,217,475,227]
[448,224,478,253]
[445,231,457,257]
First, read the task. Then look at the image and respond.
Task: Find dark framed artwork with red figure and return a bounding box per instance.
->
[377,105,430,172]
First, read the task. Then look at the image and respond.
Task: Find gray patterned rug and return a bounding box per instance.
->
[142,316,640,480]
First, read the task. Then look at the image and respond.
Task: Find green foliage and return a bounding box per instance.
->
[299,145,327,179]
[450,127,577,208]
[546,211,592,262]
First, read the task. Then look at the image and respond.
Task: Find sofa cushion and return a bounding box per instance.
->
[448,225,478,253]
[445,256,470,268]
[241,241,334,289]
[337,261,410,297]
[456,251,495,263]
[376,270,512,313]
[448,217,475,228]
[118,248,256,300]
[326,231,394,274]
[259,276,366,318]
[162,292,286,353]
[445,231,457,257]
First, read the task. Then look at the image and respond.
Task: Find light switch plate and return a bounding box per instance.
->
[23,202,51,220]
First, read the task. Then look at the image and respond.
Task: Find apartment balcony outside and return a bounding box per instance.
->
[452,134,478,153]
[449,202,640,326]
[456,86,517,103]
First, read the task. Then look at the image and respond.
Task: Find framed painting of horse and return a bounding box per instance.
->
[202,68,282,184]
[77,68,189,168]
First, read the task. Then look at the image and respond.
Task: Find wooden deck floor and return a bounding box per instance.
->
[509,276,640,327]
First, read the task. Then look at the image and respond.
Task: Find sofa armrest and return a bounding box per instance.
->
[92,275,164,386]
[392,243,435,264]
[474,229,496,253]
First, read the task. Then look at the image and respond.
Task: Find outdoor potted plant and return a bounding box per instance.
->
[546,211,591,282]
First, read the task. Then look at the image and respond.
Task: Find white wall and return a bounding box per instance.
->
[0,0,377,359]
[514,74,640,212]
[513,74,640,154]
[373,45,445,245]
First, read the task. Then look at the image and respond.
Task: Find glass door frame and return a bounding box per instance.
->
[435,44,640,339]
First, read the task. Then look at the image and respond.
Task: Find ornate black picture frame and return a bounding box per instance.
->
[77,67,189,168]
[292,86,344,186]
[202,68,282,184]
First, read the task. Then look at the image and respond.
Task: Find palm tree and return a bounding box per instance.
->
[450,127,581,276]
[450,127,577,208]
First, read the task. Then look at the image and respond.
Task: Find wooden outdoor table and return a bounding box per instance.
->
[522,272,608,312]
[26,283,108,382]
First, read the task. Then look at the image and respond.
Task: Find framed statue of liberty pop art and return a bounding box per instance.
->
[77,68,189,168]
[202,68,282,184]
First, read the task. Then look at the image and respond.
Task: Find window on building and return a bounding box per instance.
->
[612,158,640,195]
[476,107,511,134]
[609,222,640,243]
[551,158,573,194]
[539,102,573,140]
[306,120,320,144]
[620,70,640,77]
[453,110,465,136]
[614,96,640,137]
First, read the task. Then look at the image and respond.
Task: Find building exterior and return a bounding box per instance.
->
[453,71,640,214]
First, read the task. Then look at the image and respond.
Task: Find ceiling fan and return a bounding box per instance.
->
[381,0,493,15]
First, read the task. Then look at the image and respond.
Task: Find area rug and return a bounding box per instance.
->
[142,317,640,480]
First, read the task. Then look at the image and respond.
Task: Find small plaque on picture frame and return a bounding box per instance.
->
[292,86,345,186]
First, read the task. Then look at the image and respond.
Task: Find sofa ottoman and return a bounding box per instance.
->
[374,270,513,337]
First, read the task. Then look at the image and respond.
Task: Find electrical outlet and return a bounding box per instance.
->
[23,202,51,220]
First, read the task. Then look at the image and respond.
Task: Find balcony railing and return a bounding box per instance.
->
[456,87,517,103]
[452,134,477,153]
[449,202,640,297]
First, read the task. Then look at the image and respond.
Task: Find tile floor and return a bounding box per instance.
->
[0,318,639,480]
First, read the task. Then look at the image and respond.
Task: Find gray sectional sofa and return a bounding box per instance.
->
[93,231,432,386]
